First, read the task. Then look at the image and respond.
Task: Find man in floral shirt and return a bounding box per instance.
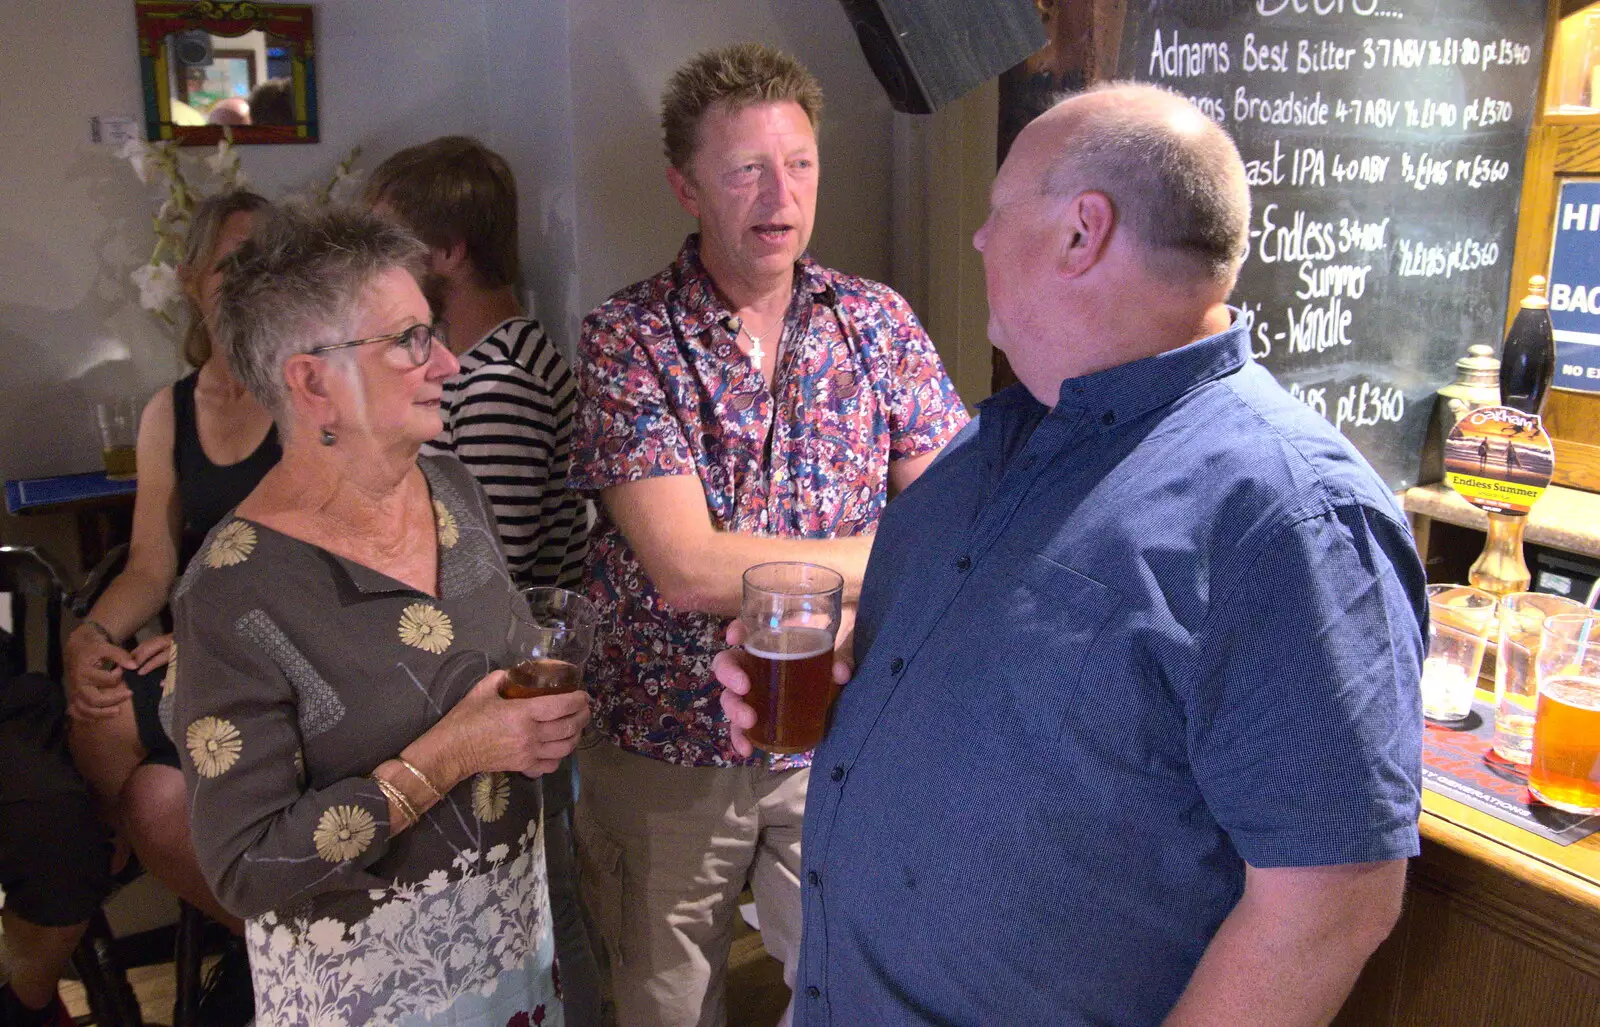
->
[571,43,968,1027]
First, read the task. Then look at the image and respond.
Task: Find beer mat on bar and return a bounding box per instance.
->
[1422,700,1600,847]
[4,471,136,514]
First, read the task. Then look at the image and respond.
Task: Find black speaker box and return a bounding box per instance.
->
[838,0,1047,114]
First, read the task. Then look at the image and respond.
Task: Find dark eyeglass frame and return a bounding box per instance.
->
[307,321,446,367]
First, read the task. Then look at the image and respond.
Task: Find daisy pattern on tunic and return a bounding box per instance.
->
[398,603,453,654]
[473,773,511,823]
[313,804,377,863]
[205,520,257,568]
[433,500,460,549]
[186,716,242,778]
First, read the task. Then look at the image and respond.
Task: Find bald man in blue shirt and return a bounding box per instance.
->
[715,81,1425,1026]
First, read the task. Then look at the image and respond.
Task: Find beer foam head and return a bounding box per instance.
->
[746,626,833,661]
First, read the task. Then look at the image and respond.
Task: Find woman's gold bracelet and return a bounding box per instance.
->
[373,775,418,828]
[395,757,444,803]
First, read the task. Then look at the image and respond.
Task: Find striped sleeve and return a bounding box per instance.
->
[432,320,588,590]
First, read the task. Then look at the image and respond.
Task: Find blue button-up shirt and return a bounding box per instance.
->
[796,322,1426,1025]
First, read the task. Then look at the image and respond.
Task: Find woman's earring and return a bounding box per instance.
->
[320,428,337,447]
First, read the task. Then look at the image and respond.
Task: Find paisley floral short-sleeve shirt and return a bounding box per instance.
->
[572,235,970,768]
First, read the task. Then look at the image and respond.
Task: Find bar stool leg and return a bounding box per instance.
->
[171,902,205,1027]
[69,908,144,1027]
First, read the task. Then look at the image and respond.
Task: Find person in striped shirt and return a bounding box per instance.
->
[365,136,588,592]
[365,136,599,1025]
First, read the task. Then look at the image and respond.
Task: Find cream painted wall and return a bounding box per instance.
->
[569,1,896,312]
[891,84,997,409]
[0,1,173,483]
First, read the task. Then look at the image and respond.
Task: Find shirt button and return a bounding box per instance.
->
[1101,410,1116,425]
[806,986,821,1000]
[955,555,972,572]
[808,870,821,887]
[889,657,905,675]
[830,765,845,782]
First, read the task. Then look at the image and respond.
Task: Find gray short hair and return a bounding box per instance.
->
[1046,82,1250,284]
[216,203,427,415]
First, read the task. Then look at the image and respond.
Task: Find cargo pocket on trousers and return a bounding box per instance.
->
[574,809,626,969]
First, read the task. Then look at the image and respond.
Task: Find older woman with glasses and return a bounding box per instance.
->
[169,203,588,1027]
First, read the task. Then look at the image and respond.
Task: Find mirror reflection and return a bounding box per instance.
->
[137,1,318,145]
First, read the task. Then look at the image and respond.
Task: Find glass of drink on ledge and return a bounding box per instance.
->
[503,587,597,700]
[1422,583,1498,724]
[1494,592,1589,764]
[1529,614,1600,815]
[741,561,844,755]
[95,398,139,480]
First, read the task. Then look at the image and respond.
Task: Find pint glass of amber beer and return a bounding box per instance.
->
[740,562,844,754]
[1529,614,1600,815]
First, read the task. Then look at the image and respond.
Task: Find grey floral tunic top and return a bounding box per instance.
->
[171,456,562,1027]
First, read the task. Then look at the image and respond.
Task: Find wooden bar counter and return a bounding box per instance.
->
[1336,761,1600,1025]
[1333,486,1600,1025]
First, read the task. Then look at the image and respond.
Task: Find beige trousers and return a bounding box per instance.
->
[575,742,807,1027]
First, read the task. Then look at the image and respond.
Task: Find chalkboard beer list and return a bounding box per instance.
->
[1118,0,1548,488]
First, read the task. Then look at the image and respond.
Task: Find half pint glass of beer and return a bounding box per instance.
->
[95,398,139,480]
[740,561,844,754]
[503,587,598,699]
[1529,614,1600,815]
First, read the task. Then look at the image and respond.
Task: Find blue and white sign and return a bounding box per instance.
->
[1547,178,1600,393]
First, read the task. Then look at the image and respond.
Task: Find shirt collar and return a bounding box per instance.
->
[670,233,834,340]
[979,313,1250,432]
[330,553,415,597]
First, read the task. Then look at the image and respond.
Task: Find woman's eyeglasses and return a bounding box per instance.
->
[308,321,447,367]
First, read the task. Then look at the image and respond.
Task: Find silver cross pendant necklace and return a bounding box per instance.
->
[746,328,766,372]
[727,316,768,372]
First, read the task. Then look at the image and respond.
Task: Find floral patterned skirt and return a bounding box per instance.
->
[246,821,563,1026]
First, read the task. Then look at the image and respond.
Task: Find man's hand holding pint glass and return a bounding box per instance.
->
[714,562,855,758]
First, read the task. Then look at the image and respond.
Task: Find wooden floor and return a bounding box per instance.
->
[727,916,793,1026]
[60,921,789,1026]
[60,960,191,1027]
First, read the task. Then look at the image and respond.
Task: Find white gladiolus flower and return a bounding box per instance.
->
[205,140,238,177]
[118,139,154,184]
[118,140,359,329]
[131,262,180,312]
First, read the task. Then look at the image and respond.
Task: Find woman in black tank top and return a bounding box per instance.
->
[171,371,281,572]
[61,193,277,1004]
